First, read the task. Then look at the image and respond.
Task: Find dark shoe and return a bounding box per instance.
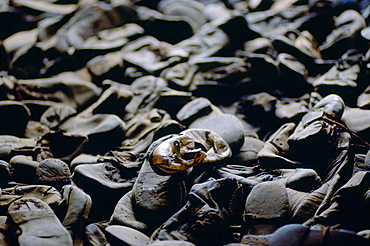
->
[40,104,76,130]
[0,101,30,137]
[189,113,245,152]
[120,36,187,79]
[230,131,265,165]
[78,80,133,119]
[152,177,244,246]
[0,160,12,188]
[313,49,369,107]
[121,108,184,154]
[35,158,71,190]
[58,113,126,155]
[258,122,300,169]
[10,155,39,184]
[136,6,194,44]
[55,1,137,53]
[319,9,366,60]
[16,73,101,111]
[60,184,92,245]
[0,135,38,163]
[276,53,311,98]
[342,106,370,144]
[123,75,167,121]
[243,181,289,235]
[110,190,148,232]
[269,223,370,246]
[7,197,72,246]
[272,30,322,76]
[274,95,310,124]
[85,221,109,246]
[157,0,207,31]
[72,160,136,222]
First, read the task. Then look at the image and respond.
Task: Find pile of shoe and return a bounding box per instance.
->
[0,0,370,245]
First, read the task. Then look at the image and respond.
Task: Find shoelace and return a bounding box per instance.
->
[322,112,370,148]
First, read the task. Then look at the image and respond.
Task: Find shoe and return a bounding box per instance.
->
[123,75,167,121]
[188,113,245,153]
[0,160,11,188]
[313,49,369,107]
[58,113,126,155]
[269,223,370,246]
[7,197,72,246]
[176,97,223,125]
[319,9,366,60]
[0,101,30,137]
[78,80,132,119]
[157,0,207,32]
[12,0,77,15]
[257,122,300,169]
[160,62,198,90]
[274,95,310,124]
[120,108,184,154]
[110,190,148,232]
[55,1,137,53]
[16,72,101,111]
[231,131,265,165]
[341,106,370,144]
[136,6,194,44]
[35,158,71,190]
[152,177,244,246]
[85,222,109,246]
[244,181,289,235]
[148,129,231,175]
[40,104,76,130]
[105,225,150,246]
[60,184,92,245]
[72,161,136,222]
[0,136,38,163]
[9,155,39,184]
[271,30,322,76]
[276,53,311,98]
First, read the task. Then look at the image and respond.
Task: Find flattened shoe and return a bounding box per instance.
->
[319,9,366,60]
[105,225,150,246]
[269,223,370,246]
[274,95,309,124]
[121,108,184,154]
[123,75,167,121]
[35,158,71,190]
[147,240,196,246]
[72,161,136,222]
[258,122,300,169]
[313,50,369,107]
[58,113,126,155]
[9,155,39,184]
[7,197,72,246]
